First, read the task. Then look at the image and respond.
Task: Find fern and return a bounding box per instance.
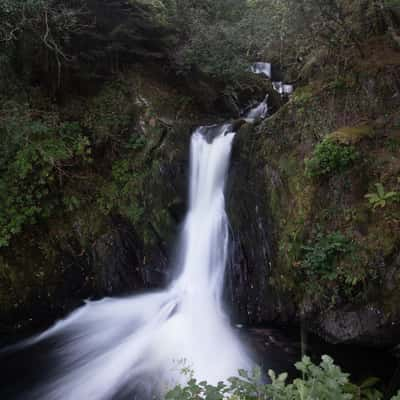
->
[365,183,398,209]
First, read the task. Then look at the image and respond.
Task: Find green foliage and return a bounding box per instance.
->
[296,231,369,304]
[84,82,137,145]
[0,0,389,86]
[0,103,91,247]
[175,22,248,80]
[365,183,399,209]
[0,0,92,89]
[300,232,354,280]
[293,86,314,105]
[171,0,249,80]
[305,140,359,178]
[170,0,365,80]
[385,0,400,7]
[346,377,383,400]
[97,159,145,224]
[386,137,400,152]
[392,391,400,400]
[165,355,391,400]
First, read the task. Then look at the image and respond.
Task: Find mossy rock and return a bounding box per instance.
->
[327,124,375,145]
[292,85,315,105]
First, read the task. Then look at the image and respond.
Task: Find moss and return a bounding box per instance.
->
[261,152,316,296]
[269,185,281,221]
[327,124,375,145]
[292,85,314,105]
[362,217,399,258]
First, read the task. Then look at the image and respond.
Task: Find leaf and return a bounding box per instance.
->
[277,372,288,382]
[359,376,380,389]
[385,191,398,199]
[375,183,385,198]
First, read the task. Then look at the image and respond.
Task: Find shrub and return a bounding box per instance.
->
[97,159,145,224]
[296,231,369,304]
[300,232,354,281]
[392,391,400,400]
[165,355,387,400]
[83,82,137,146]
[305,140,359,178]
[0,104,91,247]
[172,1,250,81]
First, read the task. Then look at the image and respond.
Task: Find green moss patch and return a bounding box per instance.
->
[328,124,375,145]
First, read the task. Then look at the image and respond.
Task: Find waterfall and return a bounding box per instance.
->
[272,81,294,95]
[251,61,294,96]
[245,95,269,122]
[2,61,288,400]
[5,125,251,400]
[251,62,272,78]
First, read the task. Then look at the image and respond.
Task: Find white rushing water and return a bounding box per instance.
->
[9,124,251,400]
[272,81,294,96]
[251,62,272,78]
[245,95,269,122]
[251,61,294,96]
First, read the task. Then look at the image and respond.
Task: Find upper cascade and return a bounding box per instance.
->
[251,62,272,78]
[244,95,269,122]
[273,81,294,95]
[251,61,294,98]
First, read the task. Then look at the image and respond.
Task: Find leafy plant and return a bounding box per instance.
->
[97,159,144,224]
[165,355,390,400]
[392,391,400,400]
[305,140,359,178]
[300,232,354,280]
[365,183,398,209]
[295,231,370,304]
[386,137,400,152]
[0,104,91,247]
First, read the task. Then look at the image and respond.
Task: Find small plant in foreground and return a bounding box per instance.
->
[165,355,392,400]
[392,391,400,400]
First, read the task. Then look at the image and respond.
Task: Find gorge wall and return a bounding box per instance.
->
[228,36,400,347]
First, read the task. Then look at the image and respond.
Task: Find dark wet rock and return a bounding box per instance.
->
[304,304,400,346]
[226,122,296,325]
[91,219,166,296]
[242,326,397,384]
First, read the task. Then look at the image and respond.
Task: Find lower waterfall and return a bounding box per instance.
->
[5,124,252,400]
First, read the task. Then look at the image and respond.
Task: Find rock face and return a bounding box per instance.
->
[225,124,296,325]
[90,218,166,295]
[305,251,400,345]
[227,37,400,347]
[310,305,400,345]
